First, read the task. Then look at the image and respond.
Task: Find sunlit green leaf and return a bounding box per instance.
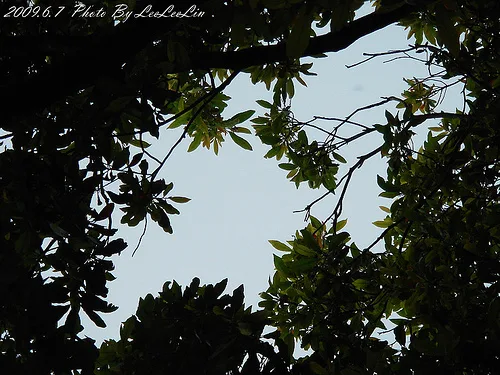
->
[373,218,392,228]
[335,219,347,231]
[269,240,292,252]
[229,132,253,151]
[379,206,391,213]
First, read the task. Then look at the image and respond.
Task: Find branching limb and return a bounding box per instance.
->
[325,97,399,146]
[0,132,13,140]
[320,146,383,230]
[139,132,162,165]
[1,1,432,120]
[297,146,382,235]
[346,46,419,69]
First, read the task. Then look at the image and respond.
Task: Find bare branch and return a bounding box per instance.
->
[132,215,148,257]
[139,132,162,165]
[346,46,418,69]
[320,146,383,230]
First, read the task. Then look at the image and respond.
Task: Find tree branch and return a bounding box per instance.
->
[0,1,431,122]
[196,2,428,70]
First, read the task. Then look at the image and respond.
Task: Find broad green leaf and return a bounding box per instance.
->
[264,146,280,158]
[120,317,136,340]
[379,206,391,213]
[297,130,308,145]
[269,240,292,252]
[278,163,296,171]
[286,7,311,58]
[224,110,255,127]
[273,254,289,276]
[288,257,316,273]
[229,132,253,151]
[286,168,298,179]
[293,243,316,257]
[310,216,322,230]
[129,152,143,167]
[350,243,360,257]
[379,191,399,198]
[352,278,369,289]
[252,116,268,124]
[233,126,252,134]
[256,99,272,109]
[332,152,347,163]
[286,80,295,98]
[423,25,437,44]
[296,75,307,87]
[84,308,106,328]
[162,182,174,196]
[187,136,202,152]
[373,218,392,228]
[238,322,254,336]
[129,139,151,148]
[168,196,191,203]
[335,219,347,231]
[158,201,180,215]
[169,111,191,129]
[96,203,115,221]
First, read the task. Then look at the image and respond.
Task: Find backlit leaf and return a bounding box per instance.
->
[269,240,292,252]
[229,132,253,151]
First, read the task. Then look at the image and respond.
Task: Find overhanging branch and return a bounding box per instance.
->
[195,2,427,70]
[0,1,430,122]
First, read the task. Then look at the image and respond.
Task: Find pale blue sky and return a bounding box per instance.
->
[82,18,445,346]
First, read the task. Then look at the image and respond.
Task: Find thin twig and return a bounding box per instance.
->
[346,54,377,69]
[42,238,57,254]
[363,217,406,254]
[312,116,370,130]
[346,46,418,69]
[398,221,412,254]
[0,132,13,140]
[330,127,378,150]
[319,146,383,232]
[299,121,337,136]
[139,132,162,164]
[325,97,399,145]
[142,148,162,165]
[132,215,148,257]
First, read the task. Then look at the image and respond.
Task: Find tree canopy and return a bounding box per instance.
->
[1,0,500,374]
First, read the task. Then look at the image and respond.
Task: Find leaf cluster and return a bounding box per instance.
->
[95,279,291,375]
